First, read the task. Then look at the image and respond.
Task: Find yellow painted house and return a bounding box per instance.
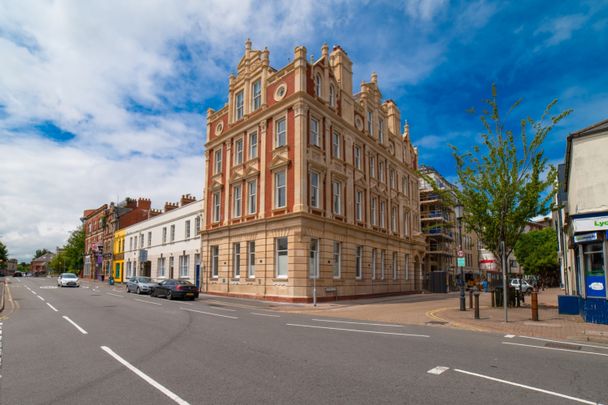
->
[112,229,126,283]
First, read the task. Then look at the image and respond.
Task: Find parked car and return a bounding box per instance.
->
[126,276,158,294]
[14,271,23,277]
[151,279,199,300]
[510,278,533,293]
[57,272,80,287]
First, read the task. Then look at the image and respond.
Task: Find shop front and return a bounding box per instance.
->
[570,214,608,324]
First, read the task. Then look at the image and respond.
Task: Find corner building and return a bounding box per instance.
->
[202,41,425,302]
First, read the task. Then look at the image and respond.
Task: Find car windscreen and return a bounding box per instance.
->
[138,277,152,282]
[176,281,193,286]
[62,274,77,278]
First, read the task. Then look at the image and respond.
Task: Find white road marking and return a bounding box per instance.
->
[180,308,238,319]
[454,368,598,404]
[516,335,608,351]
[251,312,280,317]
[207,306,236,312]
[101,346,190,405]
[46,303,59,312]
[311,319,403,328]
[106,293,123,298]
[39,286,58,289]
[134,298,162,306]
[504,334,515,338]
[286,323,430,338]
[502,342,608,357]
[427,366,449,375]
[37,295,45,301]
[62,316,88,334]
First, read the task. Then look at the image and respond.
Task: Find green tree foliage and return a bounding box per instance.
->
[451,84,571,270]
[0,240,8,269]
[34,248,51,259]
[18,262,29,273]
[514,228,559,278]
[48,227,85,274]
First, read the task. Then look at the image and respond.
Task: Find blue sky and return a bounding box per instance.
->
[1,0,607,261]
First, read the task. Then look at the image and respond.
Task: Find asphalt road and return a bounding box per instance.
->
[1,276,606,405]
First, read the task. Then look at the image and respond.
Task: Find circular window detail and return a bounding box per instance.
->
[274,83,287,101]
[215,122,224,135]
[355,115,363,131]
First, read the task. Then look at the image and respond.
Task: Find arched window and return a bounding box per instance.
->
[329,84,335,107]
[315,73,322,97]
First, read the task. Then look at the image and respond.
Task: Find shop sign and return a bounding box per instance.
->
[586,277,606,298]
[573,215,608,232]
[574,233,598,243]
[457,257,465,267]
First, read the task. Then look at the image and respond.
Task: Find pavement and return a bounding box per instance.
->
[274,288,608,344]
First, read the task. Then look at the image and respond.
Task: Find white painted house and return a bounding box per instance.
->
[123,195,203,288]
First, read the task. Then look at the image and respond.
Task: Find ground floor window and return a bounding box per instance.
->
[233,243,241,278]
[582,242,605,298]
[309,239,319,278]
[158,257,166,278]
[248,241,255,278]
[179,255,189,278]
[276,237,288,278]
[356,246,363,279]
[211,246,219,278]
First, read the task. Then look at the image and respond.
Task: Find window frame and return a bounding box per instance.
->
[247,241,255,278]
[233,243,241,279]
[249,130,258,159]
[309,238,319,279]
[252,79,261,111]
[333,241,341,279]
[275,116,287,148]
[332,180,342,215]
[235,90,244,121]
[247,179,257,215]
[275,237,288,279]
[212,191,221,223]
[332,130,341,159]
[214,148,222,175]
[233,184,242,218]
[354,145,361,170]
[355,246,363,279]
[234,137,244,165]
[310,171,320,209]
[310,117,320,147]
[211,246,219,278]
[274,170,287,209]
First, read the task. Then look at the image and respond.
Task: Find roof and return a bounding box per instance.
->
[564,118,608,192]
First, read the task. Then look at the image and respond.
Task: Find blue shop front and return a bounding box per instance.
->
[569,214,608,324]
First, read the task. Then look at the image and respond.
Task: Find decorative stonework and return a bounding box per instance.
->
[274,83,287,101]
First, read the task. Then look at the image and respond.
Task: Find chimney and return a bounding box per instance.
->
[125,198,137,209]
[137,198,151,210]
[164,202,179,212]
[149,208,162,218]
[180,194,196,207]
[329,45,352,95]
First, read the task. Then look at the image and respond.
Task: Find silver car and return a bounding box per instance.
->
[510,278,533,293]
[126,276,158,294]
[57,272,80,287]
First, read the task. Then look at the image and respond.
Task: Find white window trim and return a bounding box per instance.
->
[212,191,221,223]
[355,246,363,280]
[233,184,242,218]
[310,171,320,209]
[247,179,257,215]
[274,170,287,209]
[211,246,219,278]
[333,241,341,279]
[252,79,261,111]
[332,180,342,215]
[234,138,243,165]
[247,241,255,278]
[276,237,288,279]
[275,115,287,148]
[249,131,258,160]
[235,90,244,121]
[214,148,222,175]
[309,238,319,279]
[233,243,241,279]
[310,117,320,147]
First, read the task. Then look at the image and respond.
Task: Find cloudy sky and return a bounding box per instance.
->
[1,0,606,261]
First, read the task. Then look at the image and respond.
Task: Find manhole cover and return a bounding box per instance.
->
[545,342,581,350]
[426,321,448,325]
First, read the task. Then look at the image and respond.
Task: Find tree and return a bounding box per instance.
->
[0,240,8,269]
[514,227,559,281]
[451,84,570,274]
[34,248,51,259]
[60,226,85,274]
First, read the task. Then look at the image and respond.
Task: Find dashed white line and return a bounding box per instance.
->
[311,319,403,328]
[251,312,280,317]
[502,342,608,357]
[207,306,236,312]
[106,292,123,298]
[101,346,189,405]
[180,308,238,319]
[62,316,88,334]
[37,295,45,301]
[286,323,430,338]
[504,334,515,338]
[427,366,449,375]
[46,303,59,312]
[134,298,162,306]
[454,368,597,404]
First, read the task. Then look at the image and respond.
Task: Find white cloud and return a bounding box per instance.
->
[403,0,448,22]
[535,14,587,47]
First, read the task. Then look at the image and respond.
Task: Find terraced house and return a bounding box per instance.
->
[201,40,425,302]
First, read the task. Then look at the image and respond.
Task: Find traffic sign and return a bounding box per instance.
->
[457,257,465,267]
[458,250,464,258]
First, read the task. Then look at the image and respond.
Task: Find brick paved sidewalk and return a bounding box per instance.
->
[276,288,608,344]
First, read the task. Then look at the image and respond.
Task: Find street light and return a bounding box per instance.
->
[454,203,465,311]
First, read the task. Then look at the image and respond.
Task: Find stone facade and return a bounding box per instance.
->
[201,41,425,302]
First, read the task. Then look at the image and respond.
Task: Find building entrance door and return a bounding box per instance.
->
[141,261,151,277]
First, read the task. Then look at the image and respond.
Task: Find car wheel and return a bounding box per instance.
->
[136,287,141,295]
[166,291,172,300]
[126,286,130,293]
[150,289,156,297]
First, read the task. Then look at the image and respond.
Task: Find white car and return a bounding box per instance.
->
[57,272,80,287]
[510,278,533,293]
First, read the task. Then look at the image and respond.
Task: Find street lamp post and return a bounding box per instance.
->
[454,203,466,311]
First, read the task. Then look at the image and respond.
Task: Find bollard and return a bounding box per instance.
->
[491,289,496,307]
[515,290,520,308]
[469,290,473,309]
[531,291,539,321]
[474,291,480,319]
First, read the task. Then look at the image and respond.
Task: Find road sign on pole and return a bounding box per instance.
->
[458,250,464,258]
[457,257,465,267]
